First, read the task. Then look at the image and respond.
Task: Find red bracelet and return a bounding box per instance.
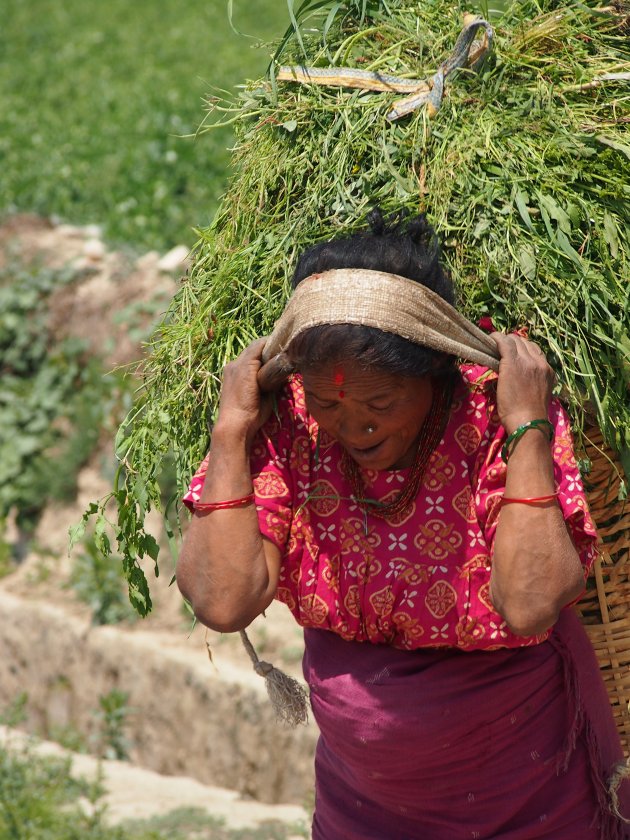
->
[500,492,558,506]
[192,492,255,513]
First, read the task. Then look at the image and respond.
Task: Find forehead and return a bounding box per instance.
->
[301,360,405,396]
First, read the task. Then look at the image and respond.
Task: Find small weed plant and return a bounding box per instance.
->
[0,262,124,551]
[69,535,138,626]
[93,690,133,762]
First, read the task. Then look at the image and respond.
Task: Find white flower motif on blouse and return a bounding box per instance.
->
[425,495,445,515]
[316,454,333,473]
[566,476,579,493]
[430,623,450,640]
[316,523,337,542]
[386,471,406,484]
[388,532,408,551]
[467,528,482,548]
[429,564,448,575]
[345,559,359,579]
[490,620,508,639]
[305,568,317,588]
[399,589,418,609]
[386,559,407,580]
[467,400,484,419]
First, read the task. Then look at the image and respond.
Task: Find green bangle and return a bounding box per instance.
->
[501,418,554,463]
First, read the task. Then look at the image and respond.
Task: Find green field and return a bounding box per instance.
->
[0,0,289,251]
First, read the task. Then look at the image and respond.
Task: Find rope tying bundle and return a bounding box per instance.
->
[278,14,493,119]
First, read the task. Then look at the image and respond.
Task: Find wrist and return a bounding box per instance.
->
[502,410,549,437]
[501,418,554,464]
[211,418,251,448]
[201,430,254,502]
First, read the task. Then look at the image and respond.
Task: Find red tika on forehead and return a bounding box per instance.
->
[333,365,345,398]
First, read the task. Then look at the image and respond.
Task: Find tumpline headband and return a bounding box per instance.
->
[259,269,500,390]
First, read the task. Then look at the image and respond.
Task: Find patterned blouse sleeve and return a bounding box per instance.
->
[474,390,599,580]
[181,386,297,553]
[248,392,296,552]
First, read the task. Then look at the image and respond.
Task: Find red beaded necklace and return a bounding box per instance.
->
[341,380,452,520]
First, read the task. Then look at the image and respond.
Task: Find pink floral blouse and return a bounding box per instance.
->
[183,365,598,652]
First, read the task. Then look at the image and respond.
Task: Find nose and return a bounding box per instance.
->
[338,410,375,444]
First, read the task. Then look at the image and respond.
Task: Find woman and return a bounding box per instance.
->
[178,211,629,839]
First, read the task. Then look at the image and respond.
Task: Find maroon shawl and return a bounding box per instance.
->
[303,608,629,839]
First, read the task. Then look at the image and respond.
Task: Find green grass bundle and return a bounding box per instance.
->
[88,0,629,614]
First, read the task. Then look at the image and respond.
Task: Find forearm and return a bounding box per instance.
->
[490,432,584,636]
[177,424,279,632]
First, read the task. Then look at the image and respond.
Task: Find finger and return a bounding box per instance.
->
[239,336,267,361]
[515,338,550,366]
[492,333,546,362]
[491,332,519,360]
[506,334,543,354]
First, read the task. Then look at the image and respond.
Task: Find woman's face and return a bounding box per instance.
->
[301,360,433,470]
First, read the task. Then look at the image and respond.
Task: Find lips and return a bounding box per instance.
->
[346,440,386,463]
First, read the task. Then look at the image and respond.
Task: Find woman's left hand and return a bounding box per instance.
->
[491,333,555,435]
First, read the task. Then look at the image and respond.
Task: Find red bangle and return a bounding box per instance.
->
[192,492,255,513]
[500,492,558,506]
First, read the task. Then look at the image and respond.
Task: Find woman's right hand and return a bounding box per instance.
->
[214,337,273,447]
[178,335,283,632]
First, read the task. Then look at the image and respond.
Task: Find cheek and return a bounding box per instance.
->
[389,410,423,441]
[306,403,335,432]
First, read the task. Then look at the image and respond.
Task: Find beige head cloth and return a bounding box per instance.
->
[261,269,500,373]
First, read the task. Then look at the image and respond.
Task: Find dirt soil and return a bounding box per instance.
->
[0,215,316,830]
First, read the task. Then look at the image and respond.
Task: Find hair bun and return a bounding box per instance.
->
[366,207,386,235]
[406,213,432,244]
[367,208,433,246]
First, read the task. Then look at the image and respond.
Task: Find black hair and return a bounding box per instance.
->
[287,209,458,379]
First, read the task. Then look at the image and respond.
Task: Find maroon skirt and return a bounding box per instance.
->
[303,609,629,839]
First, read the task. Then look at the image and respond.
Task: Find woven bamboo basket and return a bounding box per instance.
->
[575,426,630,754]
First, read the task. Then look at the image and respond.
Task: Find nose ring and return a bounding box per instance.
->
[366,425,376,434]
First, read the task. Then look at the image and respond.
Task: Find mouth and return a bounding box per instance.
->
[345,439,387,464]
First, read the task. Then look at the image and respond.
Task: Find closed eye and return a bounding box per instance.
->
[308,397,338,410]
